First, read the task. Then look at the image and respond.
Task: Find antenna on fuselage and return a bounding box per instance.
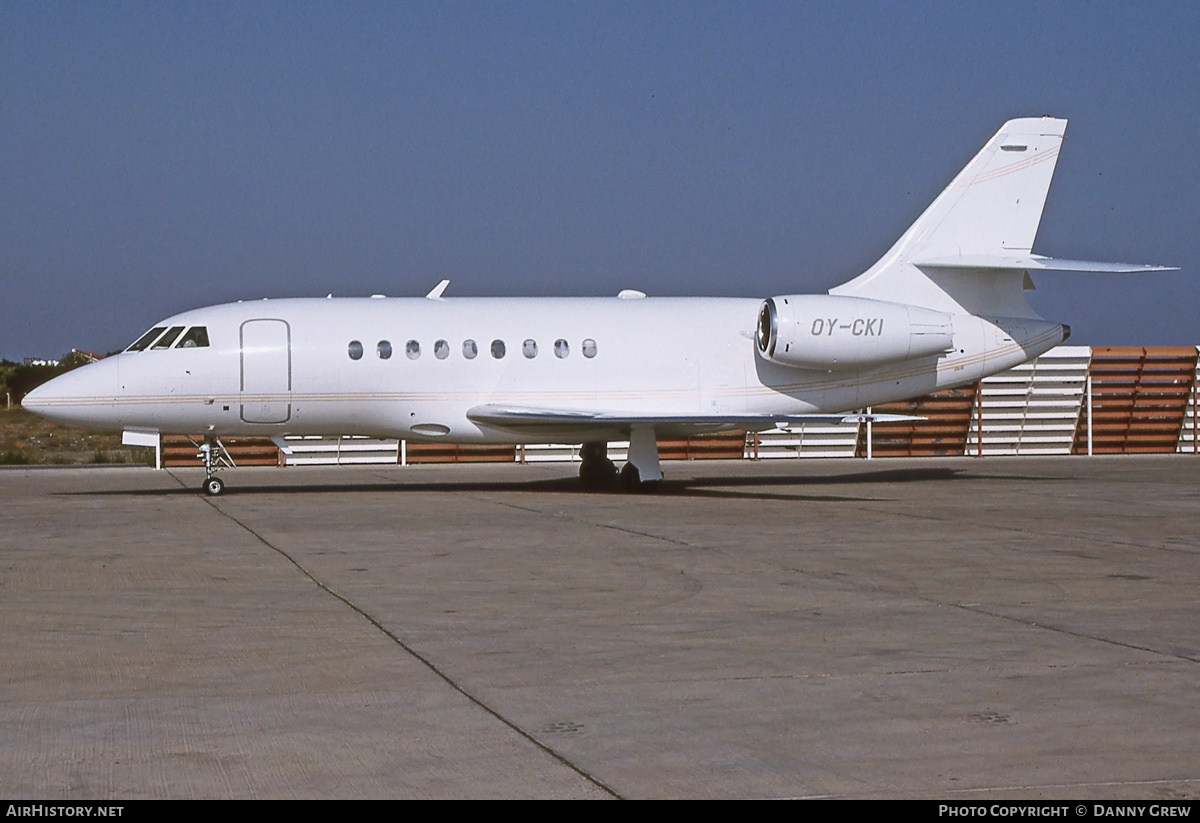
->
[426,279,450,300]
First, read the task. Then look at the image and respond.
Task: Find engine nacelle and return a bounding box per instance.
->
[756,295,954,370]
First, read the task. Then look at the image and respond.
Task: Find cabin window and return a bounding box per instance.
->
[151,327,185,350]
[491,339,506,359]
[522,339,538,358]
[377,340,392,360]
[127,327,167,352]
[348,340,363,360]
[463,339,478,359]
[554,339,569,358]
[582,338,597,358]
[176,327,210,348]
[406,340,420,360]
[434,339,449,360]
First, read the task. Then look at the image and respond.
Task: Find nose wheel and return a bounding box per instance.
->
[192,435,235,496]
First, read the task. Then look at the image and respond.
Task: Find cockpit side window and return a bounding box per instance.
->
[176,327,210,348]
[126,327,167,352]
[151,327,186,350]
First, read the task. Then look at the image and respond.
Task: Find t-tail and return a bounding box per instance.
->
[754,117,1175,381]
[829,117,1175,319]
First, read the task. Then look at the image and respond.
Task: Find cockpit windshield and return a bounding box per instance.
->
[125,325,211,352]
[126,327,167,352]
[151,327,185,349]
[176,327,210,348]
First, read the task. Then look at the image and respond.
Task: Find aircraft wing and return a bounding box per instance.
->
[466,404,921,437]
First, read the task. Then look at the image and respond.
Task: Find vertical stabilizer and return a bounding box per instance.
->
[831,117,1067,316]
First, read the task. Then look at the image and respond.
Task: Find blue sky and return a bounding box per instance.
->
[2,1,1197,359]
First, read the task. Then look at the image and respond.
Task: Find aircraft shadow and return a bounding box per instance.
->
[51,466,1028,502]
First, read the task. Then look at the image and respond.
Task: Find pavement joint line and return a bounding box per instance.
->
[955,603,1200,665]
[486,474,1195,563]
[786,551,1200,666]
[470,495,708,550]
[163,470,625,800]
[480,493,1200,669]
[777,554,1200,667]
[833,495,1200,558]
[356,464,1196,556]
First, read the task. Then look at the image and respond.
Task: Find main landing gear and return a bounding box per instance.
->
[193,435,235,496]
[578,429,664,493]
[578,441,617,490]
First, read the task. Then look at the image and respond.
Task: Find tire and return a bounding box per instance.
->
[621,462,661,493]
[204,476,225,496]
[579,461,616,490]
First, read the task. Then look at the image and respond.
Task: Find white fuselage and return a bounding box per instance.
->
[25,295,1064,444]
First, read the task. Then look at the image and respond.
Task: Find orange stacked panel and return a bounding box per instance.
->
[162,435,281,467]
[856,385,979,457]
[405,443,517,463]
[1073,347,1198,454]
[659,431,747,461]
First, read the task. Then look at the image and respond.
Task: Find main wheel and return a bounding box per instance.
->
[203,476,225,496]
[620,462,662,493]
[579,459,617,490]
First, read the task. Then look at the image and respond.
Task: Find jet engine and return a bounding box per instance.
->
[756,294,954,370]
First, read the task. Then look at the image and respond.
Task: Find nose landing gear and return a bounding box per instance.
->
[192,436,236,495]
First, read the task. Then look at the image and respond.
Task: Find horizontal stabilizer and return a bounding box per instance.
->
[916,255,1177,273]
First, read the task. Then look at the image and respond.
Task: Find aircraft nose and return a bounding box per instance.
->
[20,377,66,415]
[20,382,48,412]
[21,360,121,429]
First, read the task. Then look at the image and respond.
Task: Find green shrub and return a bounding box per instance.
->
[0,449,35,465]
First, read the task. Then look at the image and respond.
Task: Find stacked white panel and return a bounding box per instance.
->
[283,435,400,466]
[747,424,861,459]
[1177,347,1200,454]
[968,345,1090,456]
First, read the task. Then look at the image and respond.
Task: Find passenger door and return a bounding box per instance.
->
[240,319,291,424]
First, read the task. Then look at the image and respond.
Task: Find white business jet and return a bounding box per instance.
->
[24,118,1172,494]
